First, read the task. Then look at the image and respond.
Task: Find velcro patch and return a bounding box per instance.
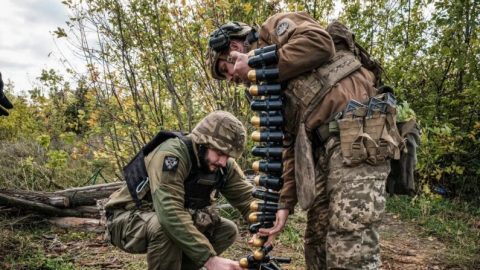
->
[163,156,179,172]
[276,21,289,36]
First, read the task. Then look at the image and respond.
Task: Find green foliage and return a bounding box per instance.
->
[0,0,479,202]
[417,123,480,204]
[396,101,416,122]
[387,195,480,267]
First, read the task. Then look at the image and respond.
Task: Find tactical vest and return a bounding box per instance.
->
[123,131,226,209]
[292,22,394,210]
[182,142,227,209]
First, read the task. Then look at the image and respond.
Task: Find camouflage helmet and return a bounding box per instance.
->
[207,22,252,80]
[190,110,246,159]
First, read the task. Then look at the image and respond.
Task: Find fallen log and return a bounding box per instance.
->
[0,182,123,209]
[0,193,83,217]
[53,182,123,206]
[49,217,105,233]
[0,189,70,208]
[0,182,124,218]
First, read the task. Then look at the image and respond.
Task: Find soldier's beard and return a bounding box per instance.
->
[198,145,218,173]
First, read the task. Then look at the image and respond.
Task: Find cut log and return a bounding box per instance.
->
[53,182,123,206]
[0,182,124,217]
[0,193,83,217]
[0,189,70,208]
[49,217,105,233]
[73,205,102,218]
[0,182,123,209]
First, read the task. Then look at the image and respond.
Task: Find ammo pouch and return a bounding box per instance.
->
[338,116,368,166]
[189,206,221,234]
[338,93,405,166]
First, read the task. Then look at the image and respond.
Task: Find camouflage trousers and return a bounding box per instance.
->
[105,209,238,270]
[304,139,390,270]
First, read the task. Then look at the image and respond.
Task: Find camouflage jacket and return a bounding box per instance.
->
[106,136,255,265]
[251,11,378,211]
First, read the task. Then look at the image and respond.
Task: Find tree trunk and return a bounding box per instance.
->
[0,193,83,217]
[0,182,123,217]
[52,182,123,206]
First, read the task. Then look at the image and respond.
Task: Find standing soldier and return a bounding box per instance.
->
[207,12,403,269]
[105,111,253,270]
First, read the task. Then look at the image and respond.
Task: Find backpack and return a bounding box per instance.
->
[123,131,186,207]
[326,21,384,87]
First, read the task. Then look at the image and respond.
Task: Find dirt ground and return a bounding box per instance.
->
[3,212,461,270]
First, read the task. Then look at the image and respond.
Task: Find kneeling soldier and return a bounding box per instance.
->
[105,111,254,270]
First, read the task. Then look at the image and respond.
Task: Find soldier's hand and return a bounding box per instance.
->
[258,209,289,245]
[204,255,242,270]
[229,51,250,84]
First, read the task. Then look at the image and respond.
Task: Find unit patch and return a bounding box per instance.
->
[276,21,289,36]
[163,156,179,172]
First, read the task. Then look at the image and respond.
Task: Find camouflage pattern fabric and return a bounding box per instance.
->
[106,209,238,270]
[190,111,246,159]
[305,139,389,270]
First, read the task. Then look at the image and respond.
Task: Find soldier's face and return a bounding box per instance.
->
[204,148,229,172]
[217,40,250,84]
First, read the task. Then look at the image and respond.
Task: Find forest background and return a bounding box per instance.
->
[0,0,479,266]
[1,0,478,203]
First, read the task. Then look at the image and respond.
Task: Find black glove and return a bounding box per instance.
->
[0,72,13,116]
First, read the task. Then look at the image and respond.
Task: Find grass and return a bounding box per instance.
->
[0,218,75,270]
[386,194,480,268]
[2,190,479,269]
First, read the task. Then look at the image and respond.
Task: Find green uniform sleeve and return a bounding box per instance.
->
[220,159,256,221]
[145,147,216,267]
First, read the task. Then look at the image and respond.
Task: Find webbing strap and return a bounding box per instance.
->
[302,52,362,123]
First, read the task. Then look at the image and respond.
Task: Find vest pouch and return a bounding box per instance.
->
[363,113,387,165]
[383,104,404,160]
[190,206,221,234]
[338,116,367,166]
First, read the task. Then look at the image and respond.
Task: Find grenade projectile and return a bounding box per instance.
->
[252,190,280,202]
[249,84,282,96]
[251,146,283,158]
[248,68,279,82]
[248,44,278,57]
[251,115,283,127]
[249,222,274,234]
[250,98,283,111]
[254,175,283,190]
[249,212,276,223]
[239,256,258,268]
[248,50,278,68]
[251,130,284,142]
[254,245,274,260]
[252,160,282,173]
[251,236,268,247]
[250,201,279,212]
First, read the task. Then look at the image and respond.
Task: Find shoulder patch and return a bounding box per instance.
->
[162,156,179,172]
[276,21,289,36]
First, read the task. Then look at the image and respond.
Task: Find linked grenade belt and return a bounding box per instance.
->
[238,44,291,270]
